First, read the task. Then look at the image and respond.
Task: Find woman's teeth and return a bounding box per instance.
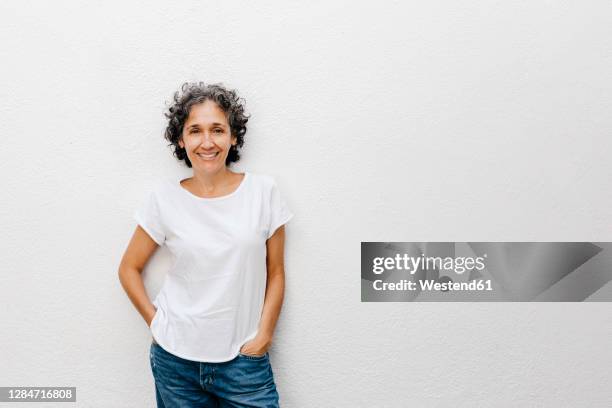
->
[197,152,219,160]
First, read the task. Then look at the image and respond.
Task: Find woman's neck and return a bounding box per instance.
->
[186,168,241,197]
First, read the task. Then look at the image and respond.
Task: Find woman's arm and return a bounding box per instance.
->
[240,225,287,355]
[117,226,160,327]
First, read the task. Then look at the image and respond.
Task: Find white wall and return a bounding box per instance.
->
[1,1,611,406]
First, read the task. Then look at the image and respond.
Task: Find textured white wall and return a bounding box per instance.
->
[1,1,611,407]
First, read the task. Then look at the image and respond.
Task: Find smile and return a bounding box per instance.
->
[197,152,219,160]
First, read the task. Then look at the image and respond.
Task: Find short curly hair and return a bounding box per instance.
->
[164,82,250,168]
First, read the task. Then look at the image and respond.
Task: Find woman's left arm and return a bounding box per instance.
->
[240,225,287,355]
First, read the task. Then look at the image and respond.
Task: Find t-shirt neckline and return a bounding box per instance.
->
[177,172,249,201]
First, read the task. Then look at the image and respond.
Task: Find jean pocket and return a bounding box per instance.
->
[238,351,268,360]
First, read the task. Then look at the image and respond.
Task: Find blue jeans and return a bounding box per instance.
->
[149,341,280,407]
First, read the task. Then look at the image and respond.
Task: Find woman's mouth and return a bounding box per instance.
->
[197,152,219,160]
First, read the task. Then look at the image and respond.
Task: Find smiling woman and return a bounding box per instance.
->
[118,82,293,407]
[177,99,246,198]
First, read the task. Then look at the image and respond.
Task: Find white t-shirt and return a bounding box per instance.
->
[133,171,293,363]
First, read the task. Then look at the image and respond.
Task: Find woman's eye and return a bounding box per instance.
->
[214,128,223,133]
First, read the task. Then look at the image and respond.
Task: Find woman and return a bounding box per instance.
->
[118,82,293,407]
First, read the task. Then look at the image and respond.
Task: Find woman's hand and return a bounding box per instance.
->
[239,333,272,356]
[146,306,157,328]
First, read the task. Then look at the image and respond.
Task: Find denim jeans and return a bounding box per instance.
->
[149,341,280,407]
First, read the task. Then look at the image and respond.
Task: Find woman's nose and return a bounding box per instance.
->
[199,132,215,147]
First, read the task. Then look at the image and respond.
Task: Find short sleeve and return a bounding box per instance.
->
[133,190,166,246]
[267,179,294,239]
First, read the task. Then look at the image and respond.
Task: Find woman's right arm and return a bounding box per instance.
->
[117,225,160,327]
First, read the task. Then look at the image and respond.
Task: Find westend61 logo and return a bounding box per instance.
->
[372,253,487,275]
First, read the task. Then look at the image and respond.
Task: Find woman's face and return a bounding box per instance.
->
[179,100,236,173]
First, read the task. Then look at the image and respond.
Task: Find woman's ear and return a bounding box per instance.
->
[178,137,184,149]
